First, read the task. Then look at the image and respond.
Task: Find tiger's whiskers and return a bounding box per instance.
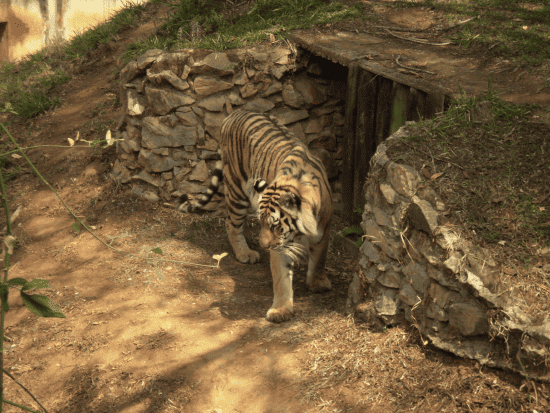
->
[278,242,307,264]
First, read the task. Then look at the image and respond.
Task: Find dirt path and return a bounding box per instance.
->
[1,3,549,412]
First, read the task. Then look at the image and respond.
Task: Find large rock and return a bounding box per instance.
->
[146,69,190,91]
[293,77,327,107]
[145,86,196,115]
[141,117,197,149]
[204,112,226,141]
[282,83,305,108]
[387,162,421,198]
[149,51,190,77]
[127,89,146,116]
[189,160,209,181]
[269,107,309,125]
[198,95,226,112]
[138,149,183,173]
[448,302,489,336]
[192,52,236,76]
[194,76,233,96]
[242,98,274,113]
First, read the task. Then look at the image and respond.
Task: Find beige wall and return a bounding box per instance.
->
[0,0,146,61]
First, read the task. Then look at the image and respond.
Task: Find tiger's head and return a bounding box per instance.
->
[255,177,319,262]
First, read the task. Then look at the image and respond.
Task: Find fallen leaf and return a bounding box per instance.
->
[422,167,431,179]
[212,252,228,262]
[498,240,506,246]
[491,196,506,203]
[430,172,444,181]
[463,170,471,179]
[68,138,74,147]
[11,154,21,159]
[503,267,515,275]
[105,130,114,146]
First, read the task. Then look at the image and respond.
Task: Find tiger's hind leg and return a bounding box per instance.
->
[306,229,331,292]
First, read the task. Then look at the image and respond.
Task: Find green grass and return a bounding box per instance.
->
[124,0,367,61]
[394,0,550,66]
[0,55,70,119]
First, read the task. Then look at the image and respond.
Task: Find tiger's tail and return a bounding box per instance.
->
[175,160,223,213]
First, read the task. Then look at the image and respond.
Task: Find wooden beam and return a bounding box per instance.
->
[341,63,359,223]
[353,70,378,223]
[390,82,409,135]
[374,77,392,146]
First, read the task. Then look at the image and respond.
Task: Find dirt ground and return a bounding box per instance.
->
[0,1,549,412]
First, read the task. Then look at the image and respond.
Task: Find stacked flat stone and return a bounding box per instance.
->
[112,46,345,206]
[347,125,550,380]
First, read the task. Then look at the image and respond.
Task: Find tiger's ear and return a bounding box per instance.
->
[254,179,267,193]
[297,203,318,237]
[280,192,317,236]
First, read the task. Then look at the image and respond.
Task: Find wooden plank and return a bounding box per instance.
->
[390,82,409,135]
[358,60,450,102]
[341,63,360,223]
[424,91,446,118]
[406,87,423,122]
[374,77,393,146]
[352,70,379,224]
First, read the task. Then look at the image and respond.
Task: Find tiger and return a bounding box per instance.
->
[176,109,332,322]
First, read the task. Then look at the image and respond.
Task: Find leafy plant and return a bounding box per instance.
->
[340,225,363,238]
[0,157,65,413]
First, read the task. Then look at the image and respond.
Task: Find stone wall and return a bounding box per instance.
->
[347,125,550,380]
[112,46,346,205]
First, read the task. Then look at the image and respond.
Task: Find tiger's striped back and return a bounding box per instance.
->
[220,110,330,202]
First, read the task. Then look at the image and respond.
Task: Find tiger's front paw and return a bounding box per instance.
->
[266,305,294,323]
[235,249,261,264]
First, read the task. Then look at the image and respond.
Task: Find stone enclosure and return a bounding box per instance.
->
[112,45,347,206]
[113,44,549,379]
[346,126,550,380]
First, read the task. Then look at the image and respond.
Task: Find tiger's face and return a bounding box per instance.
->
[257,183,306,262]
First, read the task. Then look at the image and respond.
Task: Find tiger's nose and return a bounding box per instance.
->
[259,238,269,249]
[258,228,273,249]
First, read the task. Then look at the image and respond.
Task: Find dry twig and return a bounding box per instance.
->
[435,16,479,32]
[395,55,435,75]
[385,29,452,46]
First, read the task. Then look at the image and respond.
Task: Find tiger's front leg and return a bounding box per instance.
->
[226,214,261,264]
[266,250,295,323]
